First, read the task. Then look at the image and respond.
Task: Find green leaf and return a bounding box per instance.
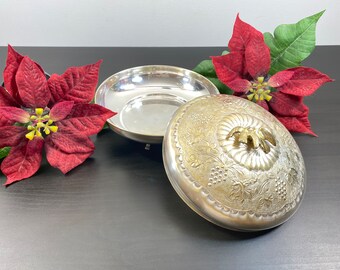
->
[0,147,10,159]
[193,50,232,94]
[193,59,216,77]
[207,78,233,94]
[264,10,325,74]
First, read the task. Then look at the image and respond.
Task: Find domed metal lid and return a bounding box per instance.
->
[163,95,306,231]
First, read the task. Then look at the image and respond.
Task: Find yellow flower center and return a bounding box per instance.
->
[25,108,58,140]
[247,76,272,103]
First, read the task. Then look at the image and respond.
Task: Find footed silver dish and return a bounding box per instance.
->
[95,65,219,143]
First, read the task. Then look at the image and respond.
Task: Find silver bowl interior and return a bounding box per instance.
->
[95,65,219,143]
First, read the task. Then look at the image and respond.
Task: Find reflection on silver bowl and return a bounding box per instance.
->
[95,65,219,143]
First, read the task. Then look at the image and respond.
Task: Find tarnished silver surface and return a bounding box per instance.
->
[163,95,306,231]
[95,65,219,143]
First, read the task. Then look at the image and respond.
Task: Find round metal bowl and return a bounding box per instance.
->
[95,65,219,144]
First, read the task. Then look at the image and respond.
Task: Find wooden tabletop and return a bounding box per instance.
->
[0,46,339,270]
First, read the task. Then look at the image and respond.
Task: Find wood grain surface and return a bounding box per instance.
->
[0,47,339,270]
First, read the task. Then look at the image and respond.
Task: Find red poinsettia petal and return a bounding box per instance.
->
[48,60,102,104]
[45,134,94,174]
[16,56,50,108]
[3,45,24,100]
[228,79,251,93]
[270,92,308,117]
[0,106,30,123]
[245,36,271,79]
[3,45,46,106]
[0,115,14,127]
[46,132,94,154]
[49,101,74,121]
[228,14,263,52]
[0,86,18,107]
[275,113,316,137]
[278,67,333,96]
[57,104,116,136]
[1,137,44,185]
[257,100,269,111]
[0,126,27,148]
[212,52,244,86]
[268,71,294,88]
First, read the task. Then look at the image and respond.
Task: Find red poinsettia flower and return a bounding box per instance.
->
[0,45,116,185]
[212,15,332,136]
